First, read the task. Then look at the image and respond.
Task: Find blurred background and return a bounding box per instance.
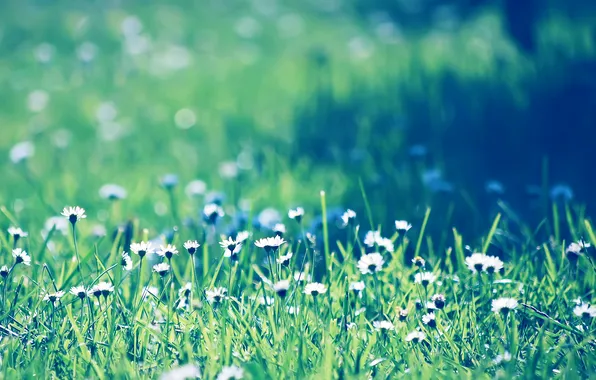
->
[0,0,595,238]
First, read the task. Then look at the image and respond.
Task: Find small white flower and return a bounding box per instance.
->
[412,256,426,267]
[573,303,596,319]
[235,231,251,243]
[357,252,385,275]
[277,251,293,265]
[0,266,9,277]
[414,272,436,286]
[566,242,588,260]
[91,282,115,297]
[254,236,286,251]
[395,220,412,232]
[9,141,35,164]
[178,282,193,298]
[43,290,65,305]
[62,206,87,224]
[185,180,207,197]
[99,184,127,200]
[8,227,28,239]
[130,241,153,257]
[203,203,224,224]
[304,282,327,296]
[157,244,178,259]
[405,330,426,343]
[493,351,512,365]
[12,248,31,266]
[220,237,241,258]
[160,364,201,380]
[373,320,394,331]
[121,252,133,271]
[491,297,518,314]
[341,209,357,227]
[364,231,394,252]
[431,294,446,309]
[294,271,311,283]
[143,286,160,299]
[465,253,489,273]
[216,365,244,380]
[206,287,228,303]
[272,223,286,235]
[184,240,200,255]
[483,256,504,274]
[349,281,366,292]
[422,312,436,326]
[273,280,290,297]
[153,263,171,277]
[70,286,89,299]
[288,207,305,221]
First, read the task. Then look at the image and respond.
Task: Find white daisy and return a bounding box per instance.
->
[8,227,28,239]
[349,281,366,292]
[99,184,127,200]
[273,280,290,297]
[254,236,286,252]
[216,365,244,380]
[184,240,200,255]
[405,330,426,343]
[157,244,178,259]
[203,203,224,224]
[153,262,171,277]
[235,231,251,243]
[288,207,305,222]
[364,231,394,252]
[491,297,518,314]
[422,312,436,327]
[304,282,327,296]
[277,251,293,265]
[412,256,426,267]
[395,220,412,232]
[573,303,596,319]
[272,223,286,235]
[397,307,408,321]
[43,290,65,305]
[483,256,504,274]
[341,209,357,227]
[160,364,201,380]
[130,241,153,258]
[414,272,436,287]
[142,286,160,299]
[178,282,192,298]
[431,294,446,309]
[62,206,87,224]
[206,287,228,303]
[465,253,489,273]
[357,252,385,275]
[12,248,31,266]
[220,237,242,259]
[294,271,311,283]
[373,320,394,331]
[91,282,115,297]
[0,266,9,278]
[70,285,88,299]
[121,252,133,271]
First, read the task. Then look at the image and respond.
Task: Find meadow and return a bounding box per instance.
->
[1,0,595,379]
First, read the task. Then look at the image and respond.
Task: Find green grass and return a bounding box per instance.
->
[1,1,596,378]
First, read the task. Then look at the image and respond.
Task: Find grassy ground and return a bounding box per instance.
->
[1,1,596,379]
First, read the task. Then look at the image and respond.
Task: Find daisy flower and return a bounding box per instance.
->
[12,248,31,266]
[235,231,251,243]
[216,365,244,380]
[357,252,385,275]
[349,281,366,293]
[254,236,286,252]
[70,286,88,299]
[492,297,518,315]
[161,364,201,380]
[43,291,65,305]
[288,207,304,222]
[273,280,290,297]
[373,320,394,331]
[178,282,192,298]
[121,252,133,271]
[364,231,394,252]
[483,256,504,274]
[397,307,408,321]
[422,312,436,328]
[0,266,9,278]
[431,294,446,309]
[99,184,127,200]
[573,303,596,319]
[272,223,286,236]
[220,237,242,259]
[183,240,200,255]
[304,282,327,296]
[130,241,153,258]
[153,263,170,277]
[206,287,228,303]
[465,253,489,273]
[157,244,178,259]
[277,251,293,265]
[414,272,436,287]
[395,220,412,232]
[62,206,87,224]
[405,330,426,343]
[294,271,311,283]
[340,209,357,227]
[8,227,28,240]
[566,242,587,262]
[412,256,426,268]
[203,203,224,224]
[91,282,114,297]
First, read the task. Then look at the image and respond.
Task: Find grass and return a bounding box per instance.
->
[1,1,596,379]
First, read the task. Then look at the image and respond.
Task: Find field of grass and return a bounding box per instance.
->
[1,1,596,379]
